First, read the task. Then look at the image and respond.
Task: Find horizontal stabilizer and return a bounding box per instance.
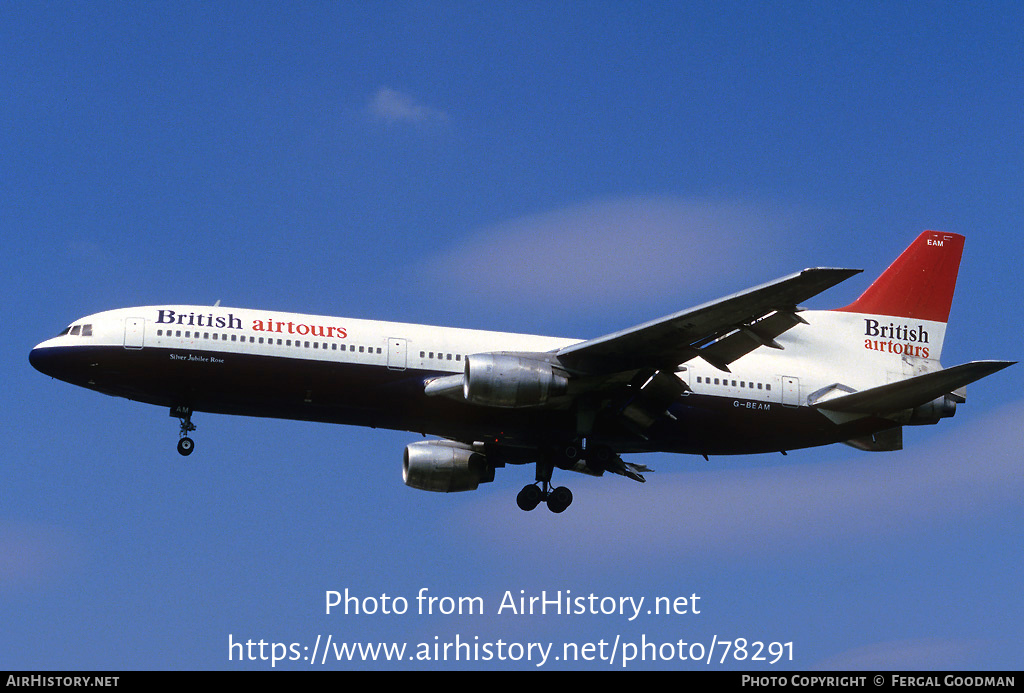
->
[816,360,1015,416]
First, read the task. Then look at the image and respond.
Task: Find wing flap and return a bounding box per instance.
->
[696,309,806,370]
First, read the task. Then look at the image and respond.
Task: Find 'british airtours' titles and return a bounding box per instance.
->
[863,318,931,358]
[156,309,242,331]
[156,309,347,339]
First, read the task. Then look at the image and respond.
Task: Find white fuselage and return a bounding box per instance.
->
[30,304,947,458]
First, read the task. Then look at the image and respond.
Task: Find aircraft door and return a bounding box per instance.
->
[124,317,145,349]
[781,376,799,406]
[387,337,408,371]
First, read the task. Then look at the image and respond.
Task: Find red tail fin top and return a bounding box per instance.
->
[835,231,964,322]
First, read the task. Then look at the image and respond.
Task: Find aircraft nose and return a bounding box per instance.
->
[29,344,53,376]
[29,342,67,379]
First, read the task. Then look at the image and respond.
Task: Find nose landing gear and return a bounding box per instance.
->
[176,435,195,456]
[171,406,196,456]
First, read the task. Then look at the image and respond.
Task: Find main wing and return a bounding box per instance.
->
[424,267,861,407]
[555,268,861,375]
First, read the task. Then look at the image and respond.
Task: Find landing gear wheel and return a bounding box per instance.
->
[177,437,195,456]
[546,486,573,513]
[517,484,543,511]
[516,455,577,512]
[172,406,197,457]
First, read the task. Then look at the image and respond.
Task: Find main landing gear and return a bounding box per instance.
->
[172,406,196,456]
[517,482,573,513]
[512,437,649,513]
[516,457,573,513]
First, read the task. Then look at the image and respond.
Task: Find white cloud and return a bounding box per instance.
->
[418,197,811,313]
[0,521,79,589]
[367,86,449,124]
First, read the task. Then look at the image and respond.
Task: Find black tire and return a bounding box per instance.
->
[516,484,542,511]
[177,437,195,456]
[547,486,573,513]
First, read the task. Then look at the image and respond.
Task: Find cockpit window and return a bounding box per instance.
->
[59,324,93,337]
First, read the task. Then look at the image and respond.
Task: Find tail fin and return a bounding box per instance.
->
[835,230,964,322]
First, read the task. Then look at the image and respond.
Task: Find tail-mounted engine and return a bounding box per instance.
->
[402,440,494,493]
[905,394,958,425]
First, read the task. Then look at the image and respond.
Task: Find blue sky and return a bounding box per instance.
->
[4,2,1022,670]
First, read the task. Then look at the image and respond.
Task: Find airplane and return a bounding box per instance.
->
[30,231,1013,513]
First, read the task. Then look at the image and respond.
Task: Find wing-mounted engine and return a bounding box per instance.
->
[463,353,569,408]
[402,440,494,493]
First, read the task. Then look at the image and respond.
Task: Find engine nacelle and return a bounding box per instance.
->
[463,353,569,408]
[402,440,494,493]
[906,395,957,425]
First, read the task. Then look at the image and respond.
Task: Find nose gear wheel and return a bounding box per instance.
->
[172,406,196,456]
